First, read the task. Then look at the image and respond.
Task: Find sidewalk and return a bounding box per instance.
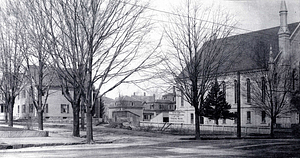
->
[1,122,120,150]
[0,123,88,149]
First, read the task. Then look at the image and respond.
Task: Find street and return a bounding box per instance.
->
[1,138,299,158]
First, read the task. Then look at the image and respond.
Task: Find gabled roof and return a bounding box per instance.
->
[221,22,299,73]
[115,96,142,102]
[177,22,299,80]
[131,95,155,102]
[26,65,61,87]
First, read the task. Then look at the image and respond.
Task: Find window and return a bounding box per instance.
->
[261,111,266,123]
[181,91,184,107]
[246,78,251,103]
[44,104,48,113]
[261,77,266,103]
[22,104,26,113]
[144,115,148,120]
[18,105,20,113]
[200,116,204,124]
[222,81,226,99]
[292,69,296,90]
[234,80,237,103]
[29,89,33,97]
[223,119,226,124]
[191,113,194,124]
[163,117,169,122]
[29,104,34,113]
[61,104,69,113]
[22,90,26,98]
[0,104,3,113]
[247,111,251,124]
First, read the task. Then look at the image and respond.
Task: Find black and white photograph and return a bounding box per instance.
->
[0,0,300,157]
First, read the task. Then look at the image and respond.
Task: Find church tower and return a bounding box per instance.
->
[278,0,290,61]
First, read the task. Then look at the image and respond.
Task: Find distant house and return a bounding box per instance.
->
[143,91,176,122]
[108,90,177,125]
[143,99,176,122]
[108,96,144,126]
[131,92,155,103]
[112,110,140,126]
[162,92,176,102]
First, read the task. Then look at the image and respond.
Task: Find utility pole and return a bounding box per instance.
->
[237,71,241,138]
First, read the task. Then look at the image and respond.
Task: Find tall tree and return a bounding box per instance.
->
[0,1,26,127]
[202,80,234,125]
[250,46,292,138]
[163,1,236,139]
[9,0,54,131]
[44,0,160,143]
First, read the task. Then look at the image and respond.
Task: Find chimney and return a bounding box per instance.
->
[133,92,135,96]
[144,92,146,96]
[153,94,155,102]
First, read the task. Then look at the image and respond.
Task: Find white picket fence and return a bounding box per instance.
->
[139,121,270,135]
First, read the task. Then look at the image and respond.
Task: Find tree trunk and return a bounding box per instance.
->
[4,105,8,123]
[81,102,85,130]
[194,106,200,139]
[86,108,93,144]
[37,110,43,130]
[73,105,80,137]
[270,116,275,138]
[215,119,219,125]
[8,102,13,127]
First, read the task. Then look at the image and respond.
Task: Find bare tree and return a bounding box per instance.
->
[163,1,236,139]
[250,46,292,138]
[0,1,26,127]
[9,0,55,130]
[43,0,160,143]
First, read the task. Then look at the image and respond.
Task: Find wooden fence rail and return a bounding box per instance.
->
[140,121,270,135]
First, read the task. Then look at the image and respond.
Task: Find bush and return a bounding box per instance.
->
[291,124,300,138]
[140,125,155,132]
[106,122,123,128]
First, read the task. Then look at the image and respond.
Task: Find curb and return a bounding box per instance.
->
[0,141,113,150]
[0,130,49,138]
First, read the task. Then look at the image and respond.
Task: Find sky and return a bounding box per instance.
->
[105,0,300,99]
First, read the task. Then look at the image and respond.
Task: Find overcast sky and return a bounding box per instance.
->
[106,0,300,99]
[149,0,300,32]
